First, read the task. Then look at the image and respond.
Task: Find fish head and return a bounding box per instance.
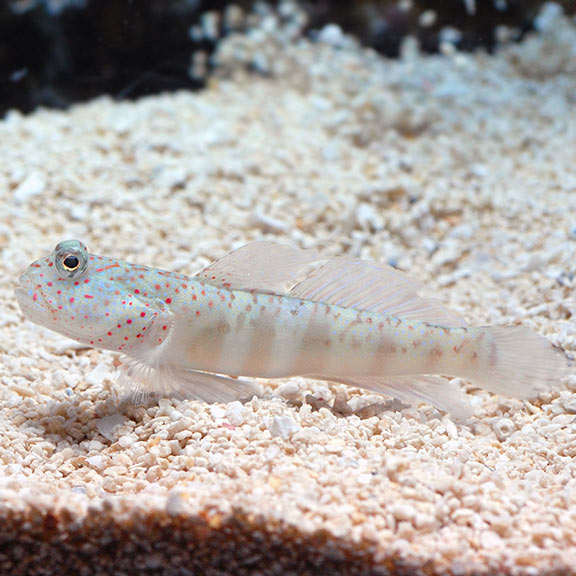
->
[15,239,167,352]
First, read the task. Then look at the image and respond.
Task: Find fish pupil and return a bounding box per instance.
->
[63,255,79,270]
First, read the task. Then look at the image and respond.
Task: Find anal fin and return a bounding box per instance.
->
[313,374,473,419]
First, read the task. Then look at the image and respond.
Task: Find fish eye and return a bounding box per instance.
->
[62,254,80,271]
[54,240,88,277]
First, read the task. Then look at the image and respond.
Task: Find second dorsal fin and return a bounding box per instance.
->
[289,257,466,327]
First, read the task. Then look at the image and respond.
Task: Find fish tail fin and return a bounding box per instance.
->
[465,326,570,399]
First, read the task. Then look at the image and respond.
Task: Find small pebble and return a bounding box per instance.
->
[266,415,300,440]
[492,418,516,442]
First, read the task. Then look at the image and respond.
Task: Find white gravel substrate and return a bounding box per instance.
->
[1,5,576,575]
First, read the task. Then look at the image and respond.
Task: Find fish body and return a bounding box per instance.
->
[163,284,475,379]
[15,240,568,415]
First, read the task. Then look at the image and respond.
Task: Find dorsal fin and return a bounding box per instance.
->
[289,258,466,327]
[195,242,319,293]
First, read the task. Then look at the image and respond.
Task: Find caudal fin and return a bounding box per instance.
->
[466,326,570,399]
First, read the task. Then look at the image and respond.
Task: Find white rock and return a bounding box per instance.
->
[86,455,103,468]
[85,363,113,387]
[210,406,227,420]
[448,224,474,240]
[480,530,503,549]
[209,452,223,466]
[70,204,88,221]
[462,0,476,16]
[357,473,373,485]
[355,203,383,231]
[275,381,301,399]
[117,435,134,449]
[534,2,563,32]
[154,166,188,190]
[264,445,280,462]
[14,173,45,203]
[492,418,516,441]
[419,10,437,28]
[266,415,300,440]
[561,397,576,414]
[390,503,416,522]
[166,490,188,516]
[317,24,345,46]
[168,409,183,422]
[96,413,125,441]
[226,401,246,426]
[525,469,545,484]
[445,419,459,440]
[249,211,288,233]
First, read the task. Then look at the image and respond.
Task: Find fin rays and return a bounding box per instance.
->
[120,356,258,403]
[195,241,319,294]
[290,257,467,327]
[312,374,473,419]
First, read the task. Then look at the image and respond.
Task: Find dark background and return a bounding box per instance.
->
[0,0,574,116]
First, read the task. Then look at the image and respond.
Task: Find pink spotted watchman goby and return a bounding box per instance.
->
[15,240,569,416]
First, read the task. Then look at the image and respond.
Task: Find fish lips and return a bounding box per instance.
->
[14,278,57,322]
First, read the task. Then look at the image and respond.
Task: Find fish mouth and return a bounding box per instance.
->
[14,283,56,321]
[14,285,37,317]
[14,285,28,307]
[14,275,31,297]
